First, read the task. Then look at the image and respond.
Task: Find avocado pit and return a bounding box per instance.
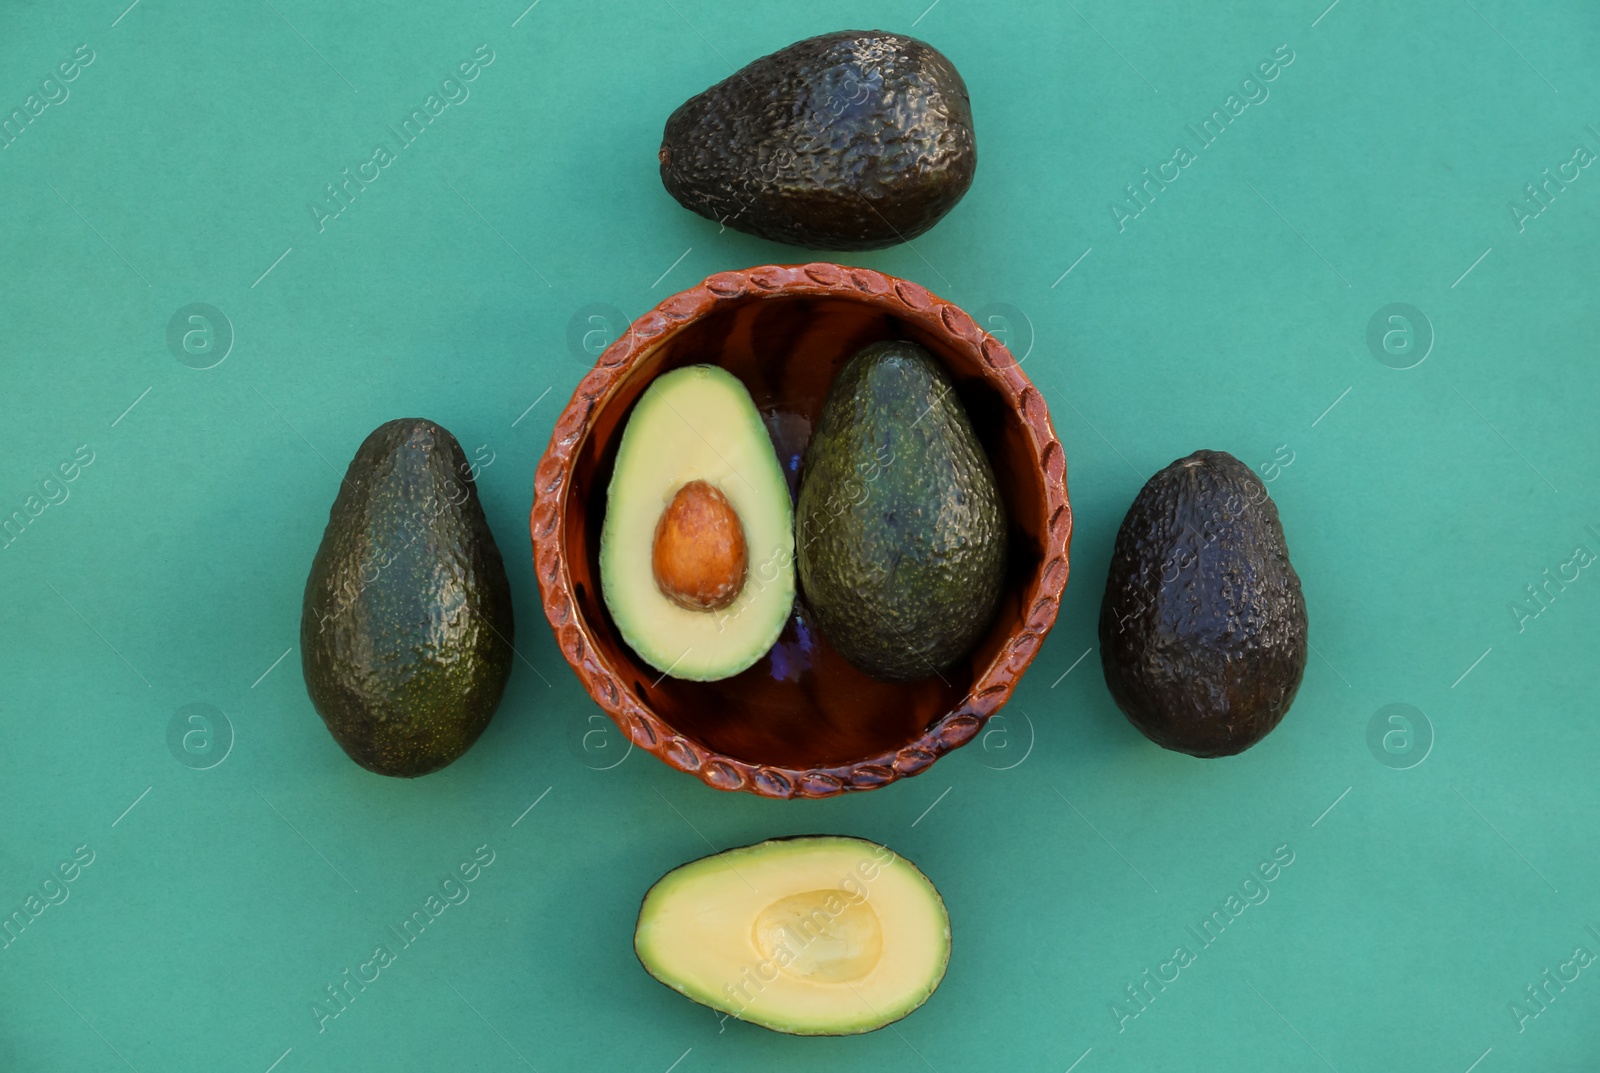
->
[652,479,748,611]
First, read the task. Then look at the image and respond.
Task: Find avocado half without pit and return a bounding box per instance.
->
[599,365,795,682]
[634,836,950,1035]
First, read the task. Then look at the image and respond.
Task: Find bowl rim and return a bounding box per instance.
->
[529,262,1073,798]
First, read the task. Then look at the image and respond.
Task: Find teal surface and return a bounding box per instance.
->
[3,0,1598,1070]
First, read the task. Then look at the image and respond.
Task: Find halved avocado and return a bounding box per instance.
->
[634,836,950,1036]
[600,365,794,681]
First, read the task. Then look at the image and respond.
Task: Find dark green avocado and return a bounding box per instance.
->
[300,419,514,777]
[658,30,977,251]
[1098,450,1308,758]
[797,341,1005,681]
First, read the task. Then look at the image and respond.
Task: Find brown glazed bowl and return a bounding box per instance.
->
[529,263,1071,798]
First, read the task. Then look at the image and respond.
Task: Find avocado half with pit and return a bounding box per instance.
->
[634,836,951,1035]
[600,364,794,681]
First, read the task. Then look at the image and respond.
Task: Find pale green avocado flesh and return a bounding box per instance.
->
[599,364,794,682]
[634,836,951,1035]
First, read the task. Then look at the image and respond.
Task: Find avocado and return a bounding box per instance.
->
[796,341,1005,681]
[600,365,794,682]
[1098,450,1308,758]
[658,30,976,250]
[634,836,950,1035]
[300,419,514,777]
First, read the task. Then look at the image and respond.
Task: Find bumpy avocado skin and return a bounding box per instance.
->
[797,342,1005,681]
[300,419,514,777]
[658,30,977,250]
[1098,450,1308,758]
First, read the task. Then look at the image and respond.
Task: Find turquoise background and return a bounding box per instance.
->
[3,0,1598,1069]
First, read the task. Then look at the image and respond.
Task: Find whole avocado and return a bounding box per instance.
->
[1098,450,1307,758]
[797,341,1005,681]
[658,30,976,250]
[300,419,514,777]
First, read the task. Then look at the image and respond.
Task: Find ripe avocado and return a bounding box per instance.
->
[600,365,795,682]
[658,30,977,250]
[300,419,514,777]
[796,342,1005,681]
[1098,450,1308,758]
[634,836,950,1035]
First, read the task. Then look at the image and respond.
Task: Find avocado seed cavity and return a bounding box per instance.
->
[752,889,884,983]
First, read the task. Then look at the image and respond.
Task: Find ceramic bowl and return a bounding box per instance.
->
[529,263,1071,798]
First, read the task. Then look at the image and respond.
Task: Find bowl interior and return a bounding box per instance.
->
[563,291,1049,771]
